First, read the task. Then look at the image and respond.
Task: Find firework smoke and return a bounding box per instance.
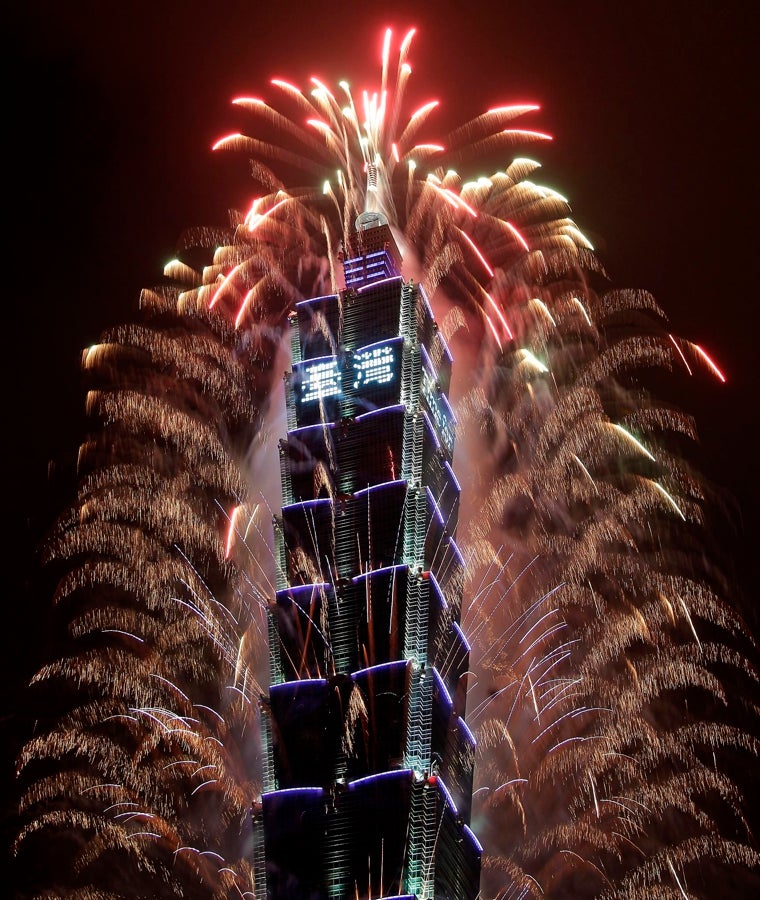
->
[12,27,759,898]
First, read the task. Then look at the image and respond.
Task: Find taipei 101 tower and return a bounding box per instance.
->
[254,192,482,897]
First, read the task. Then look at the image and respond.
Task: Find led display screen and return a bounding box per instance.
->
[293,338,403,425]
[421,364,456,455]
[352,342,396,390]
[298,357,341,403]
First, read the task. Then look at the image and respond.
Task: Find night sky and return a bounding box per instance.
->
[4,0,758,860]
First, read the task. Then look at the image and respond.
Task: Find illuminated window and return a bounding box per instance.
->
[300,357,341,403]
[422,368,455,453]
[353,343,396,390]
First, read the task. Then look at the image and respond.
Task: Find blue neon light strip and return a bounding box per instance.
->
[423,412,442,452]
[353,478,407,498]
[426,487,446,527]
[282,497,332,513]
[262,786,325,798]
[275,583,331,600]
[354,403,405,424]
[464,824,483,853]
[443,460,461,492]
[438,332,454,364]
[426,570,447,610]
[343,249,388,267]
[351,563,408,585]
[289,420,336,437]
[355,335,404,353]
[353,659,408,679]
[357,275,403,293]
[439,389,457,423]
[295,293,338,308]
[348,769,412,790]
[431,668,476,749]
[420,287,435,321]
[432,667,454,709]
[449,537,466,569]
[295,352,334,365]
[269,679,327,695]
[458,713,477,746]
[452,621,471,653]
[282,482,407,512]
[435,774,458,815]
[344,258,387,271]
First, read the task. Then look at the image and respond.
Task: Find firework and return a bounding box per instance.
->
[13,27,759,899]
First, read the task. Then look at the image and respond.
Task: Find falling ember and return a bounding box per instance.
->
[500,219,530,251]
[693,342,727,382]
[270,77,302,96]
[439,189,476,219]
[572,295,593,326]
[410,99,439,121]
[211,131,244,151]
[668,333,693,375]
[12,23,758,900]
[610,422,656,461]
[459,229,494,276]
[502,128,553,141]
[225,505,242,558]
[483,289,514,340]
[529,296,557,326]
[231,96,266,108]
[519,347,549,373]
[483,313,504,349]
[209,263,242,309]
[487,103,541,116]
[650,480,687,521]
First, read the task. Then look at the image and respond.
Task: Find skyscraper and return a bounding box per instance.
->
[256,214,481,898]
[12,27,759,899]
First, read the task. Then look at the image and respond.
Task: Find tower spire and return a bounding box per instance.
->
[355,161,389,232]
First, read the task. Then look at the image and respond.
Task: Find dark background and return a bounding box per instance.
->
[4,0,757,865]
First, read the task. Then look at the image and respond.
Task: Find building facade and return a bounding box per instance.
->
[255,221,481,898]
